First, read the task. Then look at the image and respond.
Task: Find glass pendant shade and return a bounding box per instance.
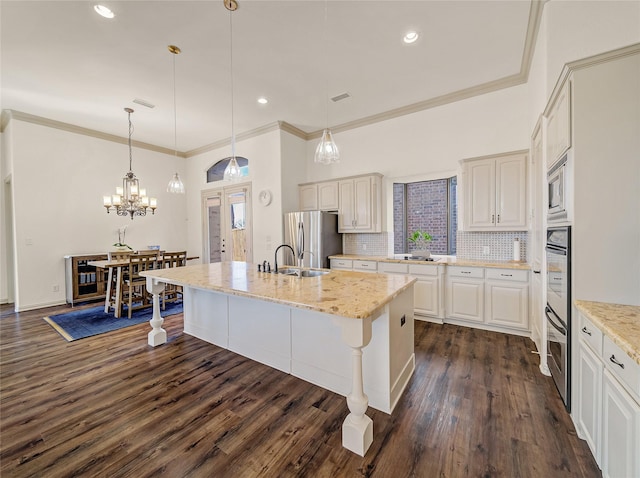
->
[223,156,242,181]
[167,173,185,194]
[314,128,340,164]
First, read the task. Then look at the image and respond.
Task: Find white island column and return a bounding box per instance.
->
[146,277,166,347]
[333,315,374,456]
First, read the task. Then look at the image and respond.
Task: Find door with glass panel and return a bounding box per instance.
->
[202,184,252,264]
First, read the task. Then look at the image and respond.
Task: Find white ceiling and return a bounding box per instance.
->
[1,0,536,154]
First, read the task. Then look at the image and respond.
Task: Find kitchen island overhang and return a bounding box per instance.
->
[140,261,416,456]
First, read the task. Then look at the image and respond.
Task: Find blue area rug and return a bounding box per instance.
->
[44,301,183,341]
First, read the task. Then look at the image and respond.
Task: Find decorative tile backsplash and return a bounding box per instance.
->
[344,231,528,262]
[456,231,528,262]
[343,233,391,256]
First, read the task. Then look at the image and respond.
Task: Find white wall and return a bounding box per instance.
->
[7,119,187,311]
[304,84,530,184]
[185,129,285,266]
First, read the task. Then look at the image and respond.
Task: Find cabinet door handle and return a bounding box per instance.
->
[581,326,592,336]
[497,214,501,223]
[461,271,471,274]
[500,273,512,277]
[609,355,625,369]
[491,214,495,224]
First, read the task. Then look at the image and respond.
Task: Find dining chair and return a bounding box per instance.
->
[119,252,159,318]
[161,251,187,309]
[105,250,132,315]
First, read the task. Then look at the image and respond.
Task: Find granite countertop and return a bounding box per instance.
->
[329,254,531,270]
[141,261,416,320]
[575,300,640,365]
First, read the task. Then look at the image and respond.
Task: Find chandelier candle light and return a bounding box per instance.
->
[166,44,186,194]
[103,108,157,219]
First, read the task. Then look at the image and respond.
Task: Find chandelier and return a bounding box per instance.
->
[103,108,157,219]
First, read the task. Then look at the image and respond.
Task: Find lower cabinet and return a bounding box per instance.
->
[484,268,529,330]
[446,267,484,323]
[577,312,640,477]
[378,262,443,320]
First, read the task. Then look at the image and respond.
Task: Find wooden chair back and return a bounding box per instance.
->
[108,250,133,261]
[163,251,187,268]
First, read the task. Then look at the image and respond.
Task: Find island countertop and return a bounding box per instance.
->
[140,261,416,320]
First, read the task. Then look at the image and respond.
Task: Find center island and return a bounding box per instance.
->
[140,261,416,456]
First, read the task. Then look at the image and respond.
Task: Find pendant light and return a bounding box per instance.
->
[314,0,340,165]
[223,0,243,181]
[166,44,186,194]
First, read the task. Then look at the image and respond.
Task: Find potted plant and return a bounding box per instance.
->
[408,230,432,258]
[113,226,133,251]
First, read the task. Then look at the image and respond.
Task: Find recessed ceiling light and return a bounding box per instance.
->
[403,31,419,44]
[257,97,268,105]
[94,5,115,19]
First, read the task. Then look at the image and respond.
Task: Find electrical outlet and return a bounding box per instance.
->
[52,285,59,292]
[400,314,406,327]
[483,246,490,255]
[362,244,367,251]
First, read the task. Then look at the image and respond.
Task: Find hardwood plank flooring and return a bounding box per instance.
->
[0,302,600,477]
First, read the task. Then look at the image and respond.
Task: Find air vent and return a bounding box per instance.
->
[133,98,155,109]
[331,92,351,102]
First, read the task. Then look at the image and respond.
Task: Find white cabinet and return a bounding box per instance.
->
[462,151,528,231]
[446,266,484,323]
[484,268,529,331]
[545,79,571,168]
[330,258,353,270]
[409,264,443,319]
[299,181,339,211]
[602,369,640,478]
[318,181,339,210]
[575,311,640,477]
[578,340,603,465]
[338,174,382,233]
[353,259,377,273]
[299,184,318,211]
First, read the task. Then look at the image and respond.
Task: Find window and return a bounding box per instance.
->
[207,157,249,183]
[393,177,457,255]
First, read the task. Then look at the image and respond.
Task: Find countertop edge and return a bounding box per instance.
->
[575,299,640,365]
[329,254,531,271]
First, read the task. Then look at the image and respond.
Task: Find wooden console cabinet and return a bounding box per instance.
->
[64,254,108,305]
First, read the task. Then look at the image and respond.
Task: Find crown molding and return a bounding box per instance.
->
[1,109,188,158]
[544,42,640,117]
[184,120,308,158]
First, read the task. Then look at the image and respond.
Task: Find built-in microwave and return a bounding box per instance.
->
[547,152,570,223]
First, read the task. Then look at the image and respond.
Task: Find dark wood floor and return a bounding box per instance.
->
[0,302,600,477]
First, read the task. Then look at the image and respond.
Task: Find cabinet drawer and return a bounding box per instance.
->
[603,336,640,400]
[408,264,438,277]
[485,268,528,282]
[331,259,352,269]
[579,313,603,356]
[353,260,377,272]
[448,266,484,279]
[379,262,408,274]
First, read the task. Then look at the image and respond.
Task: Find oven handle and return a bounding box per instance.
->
[545,306,567,334]
[546,245,567,255]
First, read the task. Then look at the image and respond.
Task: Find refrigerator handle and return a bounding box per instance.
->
[297,222,304,260]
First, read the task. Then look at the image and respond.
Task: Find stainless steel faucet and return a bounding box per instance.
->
[274,244,294,273]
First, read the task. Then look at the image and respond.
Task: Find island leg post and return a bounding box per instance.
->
[334,315,373,456]
[146,277,166,347]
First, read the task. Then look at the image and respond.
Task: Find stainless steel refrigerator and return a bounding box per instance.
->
[283,211,342,269]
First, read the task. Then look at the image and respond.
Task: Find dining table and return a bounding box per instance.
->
[88,254,198,318]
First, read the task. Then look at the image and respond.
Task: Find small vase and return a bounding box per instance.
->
[113,245,130,252]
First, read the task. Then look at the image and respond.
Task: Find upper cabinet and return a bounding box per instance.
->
[298,181,339,211]
[338,174,382,233]
[545,79,571,168]
[462,151,528,231]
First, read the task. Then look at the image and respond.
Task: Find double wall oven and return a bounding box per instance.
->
[546,226,571,411]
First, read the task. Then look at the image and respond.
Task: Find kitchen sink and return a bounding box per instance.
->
[276,268,329,277]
